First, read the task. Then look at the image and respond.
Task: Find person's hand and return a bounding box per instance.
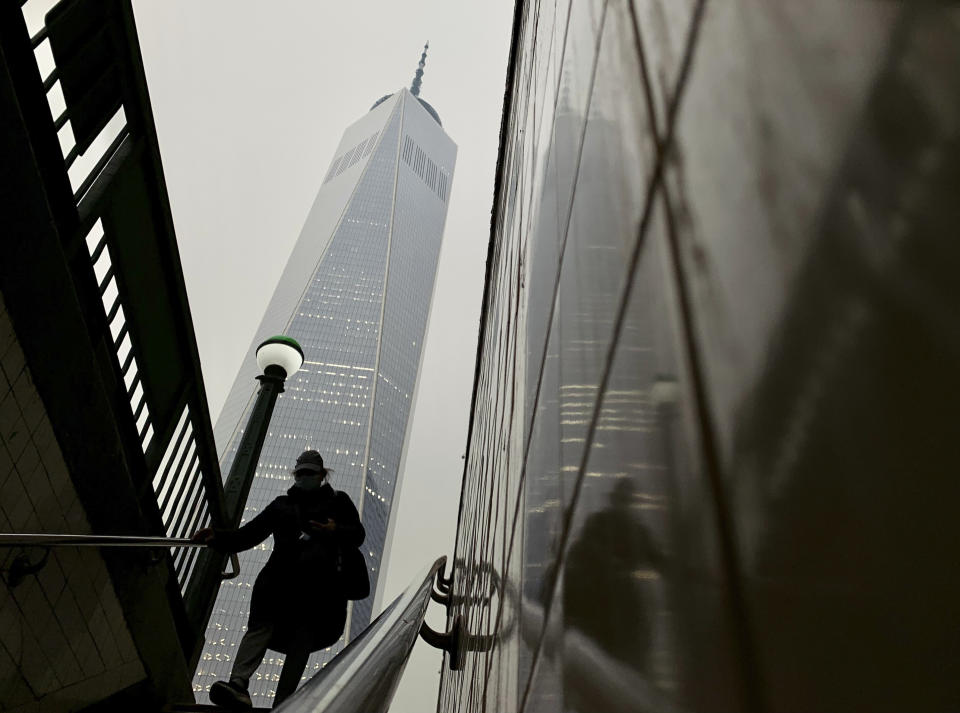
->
[309,519,337,533]
[191,527,215,545]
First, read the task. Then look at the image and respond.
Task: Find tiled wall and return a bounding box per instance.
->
[0,294,145,712]
[441,2,960,712]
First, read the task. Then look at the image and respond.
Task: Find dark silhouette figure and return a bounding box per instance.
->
[562,478,663,710]
[193,450,364,709]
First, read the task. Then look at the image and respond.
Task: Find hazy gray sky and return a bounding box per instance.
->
[130,1,512,710]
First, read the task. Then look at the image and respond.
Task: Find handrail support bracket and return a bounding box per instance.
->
[419,616,463,670]
[5,548,50,588]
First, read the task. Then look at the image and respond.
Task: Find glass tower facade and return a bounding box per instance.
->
[194,88,456,705]
[440,2,960,713]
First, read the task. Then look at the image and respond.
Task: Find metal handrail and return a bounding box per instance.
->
[0,533,240,581]
[275,556,448,713]
[0,533,204,547]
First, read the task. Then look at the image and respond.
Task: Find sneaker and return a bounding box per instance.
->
[209,680,253,710]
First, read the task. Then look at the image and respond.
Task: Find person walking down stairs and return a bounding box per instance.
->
[192,450,366,709]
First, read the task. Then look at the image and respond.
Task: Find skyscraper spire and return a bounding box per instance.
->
[410,41,429,97]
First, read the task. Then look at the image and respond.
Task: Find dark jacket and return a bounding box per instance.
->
[212,483,365,653]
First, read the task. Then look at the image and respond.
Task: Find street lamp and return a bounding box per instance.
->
[255,335,304,379]
[222,335,304,527]
[183,336,303,661]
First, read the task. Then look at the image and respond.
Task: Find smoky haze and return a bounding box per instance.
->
[130,1,513,710]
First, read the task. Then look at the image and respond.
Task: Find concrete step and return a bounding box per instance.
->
[163,704,271,713]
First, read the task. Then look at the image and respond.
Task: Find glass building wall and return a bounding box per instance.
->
[441,2,960,713]
[194,88,456,705]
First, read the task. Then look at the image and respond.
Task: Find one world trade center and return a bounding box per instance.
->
[194,45,456,704]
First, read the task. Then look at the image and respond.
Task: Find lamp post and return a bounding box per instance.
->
[184,336,303,667]
[221,335,304,527]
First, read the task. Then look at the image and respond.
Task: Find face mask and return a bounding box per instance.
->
[294,473,325,491]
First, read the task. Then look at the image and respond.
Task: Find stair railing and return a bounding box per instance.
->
[0,533,238,588]
[274,556,453,713]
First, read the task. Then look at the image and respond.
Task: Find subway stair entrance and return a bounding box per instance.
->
[172,557,451,713]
